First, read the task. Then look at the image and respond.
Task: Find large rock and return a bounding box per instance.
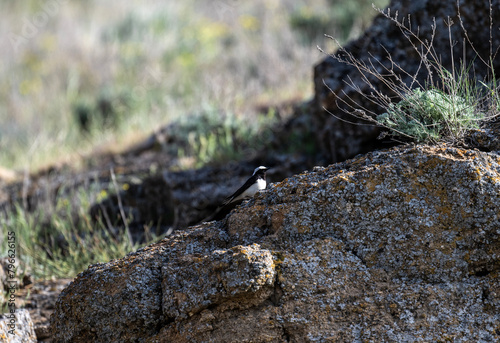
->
[0,309,37,343]
[313,0,500,161]
[51,144,500,342]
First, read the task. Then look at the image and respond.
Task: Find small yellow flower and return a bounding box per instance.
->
[97,189,108,202]
[176,51,196,68]
[239,15,260,31]
[122,183,130,191]
[56,198,70,210]
[19,78,42,95]
[41,34,56,52]
[199,22,229,43]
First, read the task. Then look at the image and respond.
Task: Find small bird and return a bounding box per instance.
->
[221,166,269,206]
[204,166,269,222]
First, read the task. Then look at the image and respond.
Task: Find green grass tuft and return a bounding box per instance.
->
[377,88,482,143]
[175,107,278,168]
[321,4,500,145]
[2,182,141,282]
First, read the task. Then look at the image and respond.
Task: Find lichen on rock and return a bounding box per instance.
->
[162,244,276,319]
[51,144,500,342]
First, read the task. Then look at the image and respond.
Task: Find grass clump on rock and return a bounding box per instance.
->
[376,87,482,143]
[321,4,500,145]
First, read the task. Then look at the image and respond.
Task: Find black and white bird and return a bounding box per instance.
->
[221,166,269,206]
[205,166,269,221]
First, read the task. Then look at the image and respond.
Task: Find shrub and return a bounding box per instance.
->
[377,88,481,143]
[320,4,500,145]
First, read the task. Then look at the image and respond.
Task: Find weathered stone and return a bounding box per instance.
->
[50,246,167,342]
[51,144,500,342]
[162,244,276,319]
[0,309,37,343]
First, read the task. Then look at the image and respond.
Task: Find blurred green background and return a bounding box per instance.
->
[0,0,388,172]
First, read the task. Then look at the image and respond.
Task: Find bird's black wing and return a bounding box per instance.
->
[221,176,255,206]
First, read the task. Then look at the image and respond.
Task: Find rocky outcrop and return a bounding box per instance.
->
[0,309,37,343]
[51,144,500,342]
[313,0,500,162]
[6,1,500,246]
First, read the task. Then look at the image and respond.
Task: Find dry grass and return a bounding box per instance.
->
[320,4,500,145]
[0,0,387,172]
[0,0,389,283]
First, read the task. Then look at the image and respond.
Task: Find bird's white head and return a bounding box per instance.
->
[253,166,269,176]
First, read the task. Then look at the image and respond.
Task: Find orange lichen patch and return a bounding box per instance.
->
[270,210,286,234]
[434,148,472,162]
[249,203,267,215]
[296,224,312,234]
[433,201,454,225]
[192,256,204,263]
[404,193,416,202]
[272,179,289,190]
[485,174,500,185]
[363,252,379,268]
[321,172,352,191]
[339,170,358,180]
[364,176,381,193]
[471,166,485,181]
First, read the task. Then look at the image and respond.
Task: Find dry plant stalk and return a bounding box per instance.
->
[318,2,500,145]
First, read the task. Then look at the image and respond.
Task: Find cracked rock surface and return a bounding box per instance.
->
[51,144,500,342]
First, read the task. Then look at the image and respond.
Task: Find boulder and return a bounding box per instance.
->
[51,144,500,342]
[0,309,37,343]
